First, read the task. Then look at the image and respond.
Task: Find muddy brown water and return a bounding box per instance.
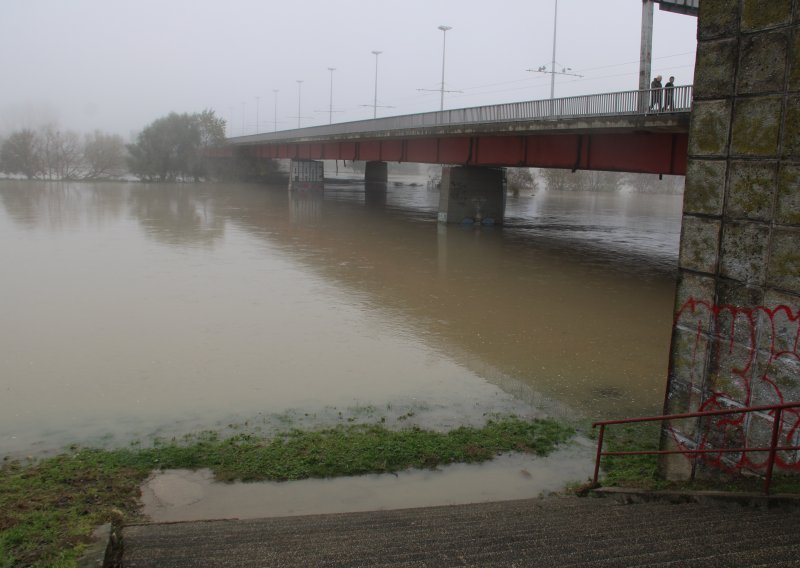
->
[0,178,681,456]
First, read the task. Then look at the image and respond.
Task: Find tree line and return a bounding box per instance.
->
[0,127,127,181]
[506,167,684,196]
[0,110,226,182]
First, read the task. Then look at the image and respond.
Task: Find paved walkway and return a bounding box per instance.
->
[122,496,800,566]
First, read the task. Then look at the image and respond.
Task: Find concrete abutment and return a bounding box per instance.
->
[661,0,800,483]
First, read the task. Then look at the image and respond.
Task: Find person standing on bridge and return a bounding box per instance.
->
[663,76,675,111]
[649,75,662,111]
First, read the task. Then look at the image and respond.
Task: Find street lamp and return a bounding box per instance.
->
[437,25,452,111]
[550,0,558,99]
[526,0,581,100]
[296,80,303,128]
[255,96,261,134]
[273,89,279,132]
[371,50,382,119]
[327,67,336,124]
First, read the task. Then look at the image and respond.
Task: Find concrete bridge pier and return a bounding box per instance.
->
[364,161,388,184]
[289,159,324,191]
[364,161,388,207]
[437,166,505,225]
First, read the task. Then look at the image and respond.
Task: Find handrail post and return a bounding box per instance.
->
[764,407,783,495]
[592,423,606,487]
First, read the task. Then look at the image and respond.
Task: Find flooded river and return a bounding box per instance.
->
[0,178,682,456]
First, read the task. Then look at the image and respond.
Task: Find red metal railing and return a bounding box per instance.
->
[592,401,800,495]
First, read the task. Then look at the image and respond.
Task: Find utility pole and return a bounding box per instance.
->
[526,0,581,100]
[639,0,655,112]
[438,25,452,111]
[371,50,381,119]
[296,80,303,128]
[273,89,278,133]
[550,0,558,99]
[639,0,654,91]
[328,67,336,124]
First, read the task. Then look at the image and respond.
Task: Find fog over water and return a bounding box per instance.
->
[0,178,680,456]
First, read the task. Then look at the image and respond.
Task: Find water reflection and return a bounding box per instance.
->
[0,179,680,455]
[129,185,227,247]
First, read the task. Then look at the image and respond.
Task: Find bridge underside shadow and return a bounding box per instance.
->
[244,131,688,177]
[251,129,687,224]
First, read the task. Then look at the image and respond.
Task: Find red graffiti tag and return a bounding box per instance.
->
[669,298,800,473]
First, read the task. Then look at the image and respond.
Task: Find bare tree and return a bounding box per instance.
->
[83,130,126,179]
[0,129,42,179]
[41,126,82,180]
[506,167,537,196]
[538,168,573,191]
[581,170,624,192]
[624,173,684,194]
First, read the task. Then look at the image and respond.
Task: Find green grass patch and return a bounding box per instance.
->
[598,421,661,487]
[0,416,573,567]
[593,422,800,495]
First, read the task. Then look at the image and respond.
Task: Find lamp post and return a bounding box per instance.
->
[371,50,382,119]
[241,101,246,135]
[526,0,581,102]
[255,95,261,134]
[296,80,303,128]
[550,0,558,99]
[327,67,336,124]
[273,89,279,132]
[437,25,452,111]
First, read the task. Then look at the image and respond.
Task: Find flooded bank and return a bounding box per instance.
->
[141,441,596,522]
[0,179,680,456]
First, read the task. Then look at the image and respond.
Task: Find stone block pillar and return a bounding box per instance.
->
[661,0,800,480]
[289,159,323,191]
[437,166,505,225]
[364,161,388,184]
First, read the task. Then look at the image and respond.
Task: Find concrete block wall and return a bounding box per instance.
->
[661,0,800,479]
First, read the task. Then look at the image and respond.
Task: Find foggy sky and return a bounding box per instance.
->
[1,0,697,139]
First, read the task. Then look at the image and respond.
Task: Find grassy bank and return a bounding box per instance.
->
[0,416,573,567]
[598,421,661,487]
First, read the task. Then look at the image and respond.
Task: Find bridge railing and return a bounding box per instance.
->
[229,85,692,144]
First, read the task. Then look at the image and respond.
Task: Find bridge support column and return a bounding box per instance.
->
[437,166,505,225]
[661,1,800,482]
[364,161,388,184]
[289,159,323,191]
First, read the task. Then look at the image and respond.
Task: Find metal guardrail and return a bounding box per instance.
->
[229,85,693,144]
[591,401,800,495]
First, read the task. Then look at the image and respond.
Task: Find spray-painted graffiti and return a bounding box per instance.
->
[669,298,800,473]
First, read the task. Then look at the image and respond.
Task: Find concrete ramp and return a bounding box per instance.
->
[122,496,800,566]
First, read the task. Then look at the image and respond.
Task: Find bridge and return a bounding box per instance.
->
[226,86,691,175]
[223,86,692,224]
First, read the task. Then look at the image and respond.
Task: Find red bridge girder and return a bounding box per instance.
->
[235,132,688,176]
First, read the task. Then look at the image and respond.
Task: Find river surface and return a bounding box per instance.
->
[0,177,682,456]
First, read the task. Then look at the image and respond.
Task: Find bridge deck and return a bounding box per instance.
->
[222,87,691,175]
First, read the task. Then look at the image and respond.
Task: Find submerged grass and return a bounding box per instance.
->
[0,416,573,567]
